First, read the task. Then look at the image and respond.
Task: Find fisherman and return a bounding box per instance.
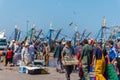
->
[62,40,75,80]
[91,41,107,80]
[74,41,82,72]
[77,42,83,80]
[21,41,26,62]
[13,41,21,66]
[44,41,50,66]
[38,41,44,60]
[79,39,92,80]
[88,39,94,68]
[108,40,118,65]
[106,43,119,80]
[21,42,32,66]
[54,40,63,73]
[29,42,35,65]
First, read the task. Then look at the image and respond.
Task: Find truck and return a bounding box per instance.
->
[0,37,7,51]
[0,31,7,56]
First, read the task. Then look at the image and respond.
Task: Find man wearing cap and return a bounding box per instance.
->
[62,40,75,80]
[79,39,92,80]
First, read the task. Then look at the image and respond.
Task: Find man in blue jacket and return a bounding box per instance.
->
[108,40,118,65]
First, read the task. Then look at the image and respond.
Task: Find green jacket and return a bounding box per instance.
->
[81,44,92,65]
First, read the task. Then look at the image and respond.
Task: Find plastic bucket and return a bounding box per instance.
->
[90,66,93,72]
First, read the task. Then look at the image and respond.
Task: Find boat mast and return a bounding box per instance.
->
[48,23,53,46]
[101,16,106,39]
[26,20,29,36]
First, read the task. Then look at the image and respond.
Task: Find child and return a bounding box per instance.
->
[5,47,13,66]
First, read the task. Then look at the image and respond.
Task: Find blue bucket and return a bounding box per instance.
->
[90,66,93,72]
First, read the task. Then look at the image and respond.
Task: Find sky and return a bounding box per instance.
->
[0,0,120,39]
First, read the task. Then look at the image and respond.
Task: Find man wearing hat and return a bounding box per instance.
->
[21,42,32,65]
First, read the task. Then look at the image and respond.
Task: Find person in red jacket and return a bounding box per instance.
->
[5,47,13,66]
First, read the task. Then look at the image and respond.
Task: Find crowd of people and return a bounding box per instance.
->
[1,38,120,80]
[0,40,51,67]
[54,39,120,80]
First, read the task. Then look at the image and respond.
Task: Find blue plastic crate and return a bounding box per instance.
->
[19,66,26,73]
